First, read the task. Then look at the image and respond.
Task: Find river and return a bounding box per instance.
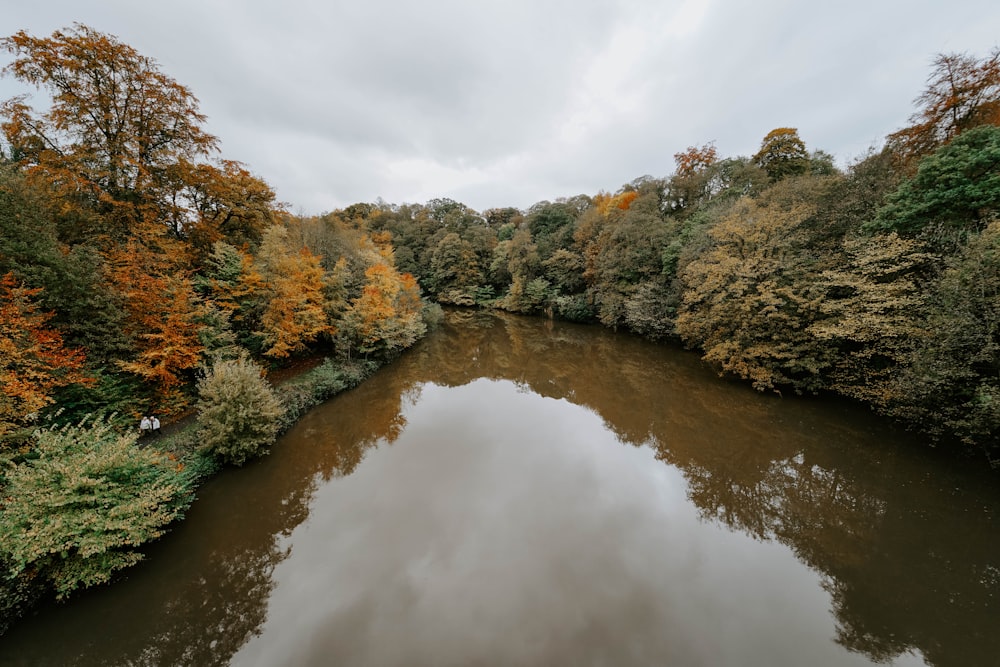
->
[2,310,998,666]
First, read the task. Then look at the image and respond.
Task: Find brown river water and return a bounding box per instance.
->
[2,310,998,666]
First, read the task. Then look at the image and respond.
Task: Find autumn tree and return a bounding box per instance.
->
[176,159,278,263]
[754,128,810,181]
[105,240,205,407]
[676,179,839,393]
[1,24,218,240]
[0,273,90,438]
[666,143,719,213]
[0,163,132,365]
[809,233,935,407]
[254,226,331,359]
[341,262,426,357]
[887,48,1000,165]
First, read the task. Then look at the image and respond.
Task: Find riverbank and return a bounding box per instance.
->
[0,355,381,636]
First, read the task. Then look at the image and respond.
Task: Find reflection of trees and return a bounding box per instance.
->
[129,545,286,667]
[405,310,1000,667]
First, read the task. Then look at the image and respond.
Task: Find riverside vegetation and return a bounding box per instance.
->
[0,24,998,632]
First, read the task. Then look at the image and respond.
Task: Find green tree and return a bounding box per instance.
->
[0,164,132,365]
[429,232,482,305]
[888,222,1000,452]
[542,248,586,293]
[585,191,670,329]
[871,125,1000,240]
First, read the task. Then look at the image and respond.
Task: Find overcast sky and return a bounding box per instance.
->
[2,1,999,214]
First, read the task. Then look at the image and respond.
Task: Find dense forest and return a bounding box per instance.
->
[0,24,998,630]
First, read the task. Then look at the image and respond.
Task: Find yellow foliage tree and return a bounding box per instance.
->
[676,191,833,393]
[255,226,331,358]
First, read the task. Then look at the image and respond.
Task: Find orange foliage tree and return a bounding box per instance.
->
[0,272,90,436]
[668,143,719,212]
[888,48,1000,165]
[105,240,204,406]
[593,190,638,216]
[1,24,219,241]
[343,262,425,357]
[175,159,278,263]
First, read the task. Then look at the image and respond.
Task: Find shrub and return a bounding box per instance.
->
[195,358,285,466]
[0,417,195,600]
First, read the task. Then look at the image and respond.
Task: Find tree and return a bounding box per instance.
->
[542,248,586,293]
[0,163,132,364]
[0,273,90,438]
[886,222,1000,452]
[1,24,218,240]
[667,143,719,212]
[177,159,278,261]
[871,125,1000,239]
[887,48,1000,164]
[0,417,194,598]
[200,241,266,344]
[753,128,810,181]
[584,191,671,329]
[809,233,935,407]
[429,232,483,305]
[254,226,331,359]
[105,241,205,405]
[195,357,284,466]
[676,181,836,393]
[341,262,425,357]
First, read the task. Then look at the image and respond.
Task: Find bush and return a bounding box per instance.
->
[0,417,195,600]
[195,358,285,466]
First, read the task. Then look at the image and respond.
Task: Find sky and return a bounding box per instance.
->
[1,1,999,215]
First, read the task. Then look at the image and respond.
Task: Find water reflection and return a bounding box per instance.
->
[1,311,997,667]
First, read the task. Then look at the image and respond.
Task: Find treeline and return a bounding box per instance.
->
[334,48,1000,460]
[0,25,433,624]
